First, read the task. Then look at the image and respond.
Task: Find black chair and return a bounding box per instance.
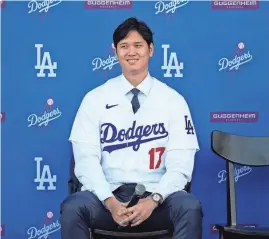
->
[211,130,269,239]
[68,155,192,239]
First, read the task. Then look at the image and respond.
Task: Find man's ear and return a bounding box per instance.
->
[112,43,117,58]
[149,43,154,57]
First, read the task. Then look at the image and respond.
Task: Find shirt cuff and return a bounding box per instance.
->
[84,184,113,202]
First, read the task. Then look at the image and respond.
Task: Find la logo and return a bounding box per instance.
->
[35,44,57,77]
[184,115,194,135]
[34,157,56,190]
[161,44,183,78]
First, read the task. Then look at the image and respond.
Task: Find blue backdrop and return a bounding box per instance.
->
[2,1,269,238]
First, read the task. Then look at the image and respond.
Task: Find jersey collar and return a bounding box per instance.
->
[119,72,154,96]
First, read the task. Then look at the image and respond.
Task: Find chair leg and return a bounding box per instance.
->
[89,229,94,239]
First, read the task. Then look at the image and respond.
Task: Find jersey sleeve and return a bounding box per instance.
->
[154,92,199,200]
[166,93,199,152]
[68,93,113,202]
[69,93,100,145]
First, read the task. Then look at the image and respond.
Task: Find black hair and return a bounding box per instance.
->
[113,17,153,49]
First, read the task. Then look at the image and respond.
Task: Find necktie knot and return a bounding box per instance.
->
[131,88,140,97]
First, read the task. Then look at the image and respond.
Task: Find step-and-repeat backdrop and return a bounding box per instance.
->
[1,1,269,238]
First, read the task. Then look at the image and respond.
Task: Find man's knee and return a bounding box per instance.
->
[60,195,78,217]
[167,191,202,214]
[60,191,99,219]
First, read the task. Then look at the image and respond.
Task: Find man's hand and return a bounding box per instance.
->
[104,197,130,227]
[121,197,158,227]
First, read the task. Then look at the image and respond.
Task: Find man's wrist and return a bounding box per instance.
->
[148,197,159,209]
[104,196,117,211]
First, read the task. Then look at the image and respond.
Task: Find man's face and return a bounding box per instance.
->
[116,30,154,75]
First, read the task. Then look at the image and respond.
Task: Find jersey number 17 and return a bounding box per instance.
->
[148,147,165,169]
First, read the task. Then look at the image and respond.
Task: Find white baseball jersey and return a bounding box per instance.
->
[69,73,199,202]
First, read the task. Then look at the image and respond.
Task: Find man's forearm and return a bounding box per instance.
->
[155,149,196,201]
[155,171,188,201]
[72,141,113,202]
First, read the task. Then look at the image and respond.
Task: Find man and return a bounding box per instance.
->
[60,17,202,239]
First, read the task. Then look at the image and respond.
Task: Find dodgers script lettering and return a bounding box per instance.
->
[100,121,168,153]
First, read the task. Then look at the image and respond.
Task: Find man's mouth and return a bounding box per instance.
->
[127,59,139,63]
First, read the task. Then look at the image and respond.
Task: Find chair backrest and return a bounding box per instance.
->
[211,130,269,227]
[212,130,269,167]
[68,155,82,194]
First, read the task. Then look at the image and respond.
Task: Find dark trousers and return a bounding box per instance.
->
[60,184,203,239]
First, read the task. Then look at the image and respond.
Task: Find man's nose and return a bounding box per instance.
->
[127,46,137,56]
